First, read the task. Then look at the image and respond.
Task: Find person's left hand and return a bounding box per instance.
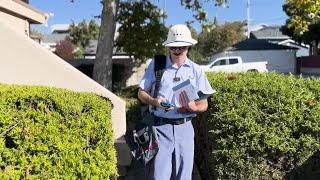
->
[178,90,198,113]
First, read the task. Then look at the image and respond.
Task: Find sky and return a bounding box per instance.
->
[29,0,287,34]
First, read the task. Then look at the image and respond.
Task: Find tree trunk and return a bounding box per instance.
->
[310,40,320,56]
[315,40,319,56]
[93,0,117,90]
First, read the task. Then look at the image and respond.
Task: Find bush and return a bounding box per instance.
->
[118,85,143,129]
[0,84,117,179]
[55,37,75,60]
[195,72,320,179]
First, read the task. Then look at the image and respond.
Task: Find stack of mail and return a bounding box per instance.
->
[172,79,199,107]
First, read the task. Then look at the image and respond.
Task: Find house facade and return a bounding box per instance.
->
[250,26,309,57]
[212,39,298,73]
[71,39,146,87]
[40,24,70,52]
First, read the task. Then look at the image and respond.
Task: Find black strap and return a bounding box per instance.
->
[153,55,166,98]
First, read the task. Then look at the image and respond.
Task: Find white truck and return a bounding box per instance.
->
[201,56,268,73]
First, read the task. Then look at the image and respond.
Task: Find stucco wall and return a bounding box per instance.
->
[0,11,29,35]
[0,22,131,166]
[0,0,46,24]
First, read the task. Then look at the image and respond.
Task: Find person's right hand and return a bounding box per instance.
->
[154,96,174,111]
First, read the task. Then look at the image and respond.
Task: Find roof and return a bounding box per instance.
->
[231,39,298,51]
[250,23,269,32]
[250,26,289,40]
[51,24,70,33]
[42,33,69,43]
[0,0,47,24]
[84,40,123,55]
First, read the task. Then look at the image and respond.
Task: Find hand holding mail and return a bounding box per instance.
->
[172,79,199,108]
[178,90,198,113]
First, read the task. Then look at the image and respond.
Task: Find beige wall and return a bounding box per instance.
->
[0,0,46,24]
[0,0,47,36]
[0,11,29,35]
[0,22,131,167]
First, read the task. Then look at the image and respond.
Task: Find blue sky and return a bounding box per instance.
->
[30,0,287,34]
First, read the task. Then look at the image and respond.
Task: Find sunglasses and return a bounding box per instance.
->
[169,46,188,51]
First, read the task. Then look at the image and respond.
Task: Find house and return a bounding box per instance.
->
[0,0,47,36]
[250,26,309,57]
[212,39,298,73]
[0,0,131,174]
[41,24,70,52]
[69,39,145,87]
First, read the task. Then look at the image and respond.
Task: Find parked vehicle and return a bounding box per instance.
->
[201,56,268,73]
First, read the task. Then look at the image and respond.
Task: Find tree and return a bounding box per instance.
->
[281,21,320,55]
[116,1,167,64]
[282,0,320,55]
[55,37,76,60]
[197,21,246,58]
[187,26,206,63]
[94,0,227,90]
[282,0,320,36]
[93,0,117,90]
[181,0,227,22]
[69,19,100,50]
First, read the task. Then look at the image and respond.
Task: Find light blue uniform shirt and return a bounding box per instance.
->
[139,56,215,119]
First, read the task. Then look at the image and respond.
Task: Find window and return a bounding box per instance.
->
[229,58,238,64]
[211,59,226,68]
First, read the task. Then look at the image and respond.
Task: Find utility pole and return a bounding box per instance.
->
[247,0,250,38]
[163,0,166,24]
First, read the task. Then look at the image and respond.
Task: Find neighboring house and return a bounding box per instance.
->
[250,23,269,32]
[41,24,70,52]
[0,0,131,173]
[51,24,70,34]
[72,39,144,87]
[212,39,298,73]
[250,26,309,57]
[278,39,309,58]
[41,33,69,52]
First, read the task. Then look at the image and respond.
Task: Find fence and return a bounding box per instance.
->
[297,55,320,76]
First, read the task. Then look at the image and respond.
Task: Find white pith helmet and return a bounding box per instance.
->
[162,24,197,47]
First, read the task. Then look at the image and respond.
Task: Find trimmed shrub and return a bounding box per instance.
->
[119,85,143,129]
[0,84,117,179]
[195,72,320,179]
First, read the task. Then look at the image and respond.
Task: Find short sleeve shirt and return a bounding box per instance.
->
[139,56,215,119]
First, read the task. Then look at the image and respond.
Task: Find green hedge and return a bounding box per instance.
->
[0,84,117,179]
[196,72,320,179]
[117,85,143,129]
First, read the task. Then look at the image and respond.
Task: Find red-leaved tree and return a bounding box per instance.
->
[55,37,75,60]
